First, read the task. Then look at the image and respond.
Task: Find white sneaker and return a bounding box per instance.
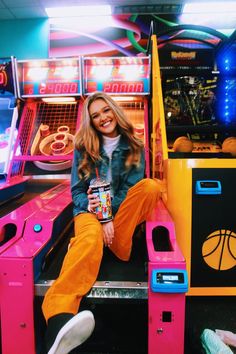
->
[48,310,95,354]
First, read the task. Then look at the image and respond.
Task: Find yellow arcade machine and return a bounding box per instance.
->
[150,28,236,297]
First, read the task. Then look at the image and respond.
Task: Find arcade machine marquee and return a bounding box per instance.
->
[151,31,236,297]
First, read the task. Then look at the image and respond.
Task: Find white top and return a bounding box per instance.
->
[103,134,121,186]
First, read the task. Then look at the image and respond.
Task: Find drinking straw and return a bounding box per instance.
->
[95,167,100,180]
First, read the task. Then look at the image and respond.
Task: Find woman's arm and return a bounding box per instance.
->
[71,150,90,216]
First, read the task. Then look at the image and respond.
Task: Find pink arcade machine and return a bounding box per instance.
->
[0,55,188,354]
[83,56,188,354]
[0,57,84,354]
[0,56,29,204]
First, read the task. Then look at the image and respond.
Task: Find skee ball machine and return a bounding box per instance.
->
[150,26,236,299]
[83,56,188,354]
[0,56,28,204]
[0,57,84,354]
[16,57,83,175]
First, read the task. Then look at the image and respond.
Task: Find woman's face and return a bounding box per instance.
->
[89,98,118,138]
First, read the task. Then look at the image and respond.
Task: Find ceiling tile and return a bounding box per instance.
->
[3,0,40,6]
[0,0,184,19]
[10,6,47,18]
[0,0,6,8]
[0,8,14,18]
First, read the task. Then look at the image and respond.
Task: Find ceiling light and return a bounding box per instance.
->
[180,12,236,29]
[45,5,112,18]
[112,96,136,101]
[183,1,236,13]
[42,97,76,103]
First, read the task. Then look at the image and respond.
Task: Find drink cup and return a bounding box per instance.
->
[89,178,112,222]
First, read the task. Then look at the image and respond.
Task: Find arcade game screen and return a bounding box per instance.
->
[162,74,222,153]
[160,45,236,156]
[163,75,217,127]
[18,58,81,97]
[83,56,150,95]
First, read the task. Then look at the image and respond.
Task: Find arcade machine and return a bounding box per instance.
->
[0,57,83,218]
[0,56,28,204]
[81,56,187,354]
[0,55,187,354]
[0,57,84,354]
[149,23,236,301]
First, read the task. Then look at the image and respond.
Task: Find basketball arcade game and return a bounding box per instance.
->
[83,56,188,354]
[0,56,29,204]
[150,24,236,299]
[0,58,84,354]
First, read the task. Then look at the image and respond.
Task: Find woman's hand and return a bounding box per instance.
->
[87,187,100,213]
[102,221,114,247]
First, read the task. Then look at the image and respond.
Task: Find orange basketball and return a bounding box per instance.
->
[223,137,236,144]
[222,137,236,157]
[202,230,236,270]
[173,136,193,153]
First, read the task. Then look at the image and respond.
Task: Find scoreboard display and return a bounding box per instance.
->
[83,56,150,94]
[18,58,82,97]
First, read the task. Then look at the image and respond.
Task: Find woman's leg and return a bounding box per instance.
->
[110,178,161,261]
[42,213,103,322]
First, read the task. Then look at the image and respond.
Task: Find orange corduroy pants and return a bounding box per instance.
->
[42,178,161,322]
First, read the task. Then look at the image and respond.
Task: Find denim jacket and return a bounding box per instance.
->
[71,135,145,217]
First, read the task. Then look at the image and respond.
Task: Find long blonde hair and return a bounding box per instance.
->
[74,92,144,178]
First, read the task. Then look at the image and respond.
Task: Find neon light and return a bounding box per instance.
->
[0,72,4,85]
[119,65,141,81]
[55,66,78,80]
[27,67,49,81]
[92,66,113,81]
[45,5,111,17]
[0,71,7,86]
[183,2,236,13]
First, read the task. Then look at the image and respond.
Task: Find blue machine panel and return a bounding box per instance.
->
[195,180,222,195]
[151,269,188,293]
